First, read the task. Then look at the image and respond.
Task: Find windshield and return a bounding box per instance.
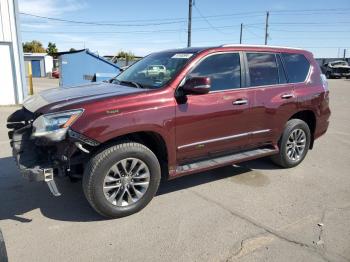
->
[114,52,194,88]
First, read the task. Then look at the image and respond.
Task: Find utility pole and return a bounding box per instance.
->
[187,0,193,47]
[265,11,269,45]
[240,23,243,44]
[343,49,347,60]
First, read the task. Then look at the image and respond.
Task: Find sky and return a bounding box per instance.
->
[18,0,350,58]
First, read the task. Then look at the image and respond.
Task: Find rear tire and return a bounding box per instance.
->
[83,142,161,218]
[271,119,311,168]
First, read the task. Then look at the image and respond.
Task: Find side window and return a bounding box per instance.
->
[276,54,287,84]
[188,53,241,91]
[282,53,310,83]
[246,53,279,86]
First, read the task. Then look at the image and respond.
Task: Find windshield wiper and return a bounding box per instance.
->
[114,79,144,89]
[124,81,143,89]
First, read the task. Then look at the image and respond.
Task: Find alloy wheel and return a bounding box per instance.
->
[286,128,307,161]
[103,158,150,206]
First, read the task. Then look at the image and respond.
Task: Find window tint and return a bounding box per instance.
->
[247,53,279,86]
[282,53,310,83]
[276,54,287,84]
[188,53,241,91]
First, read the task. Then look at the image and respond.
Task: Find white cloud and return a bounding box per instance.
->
[18,0,87,16]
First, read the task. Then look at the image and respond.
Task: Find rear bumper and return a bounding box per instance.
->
[315,108,331,140]
[315,119,329,140]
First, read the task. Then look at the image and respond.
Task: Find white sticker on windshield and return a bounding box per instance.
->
[171,53,193,59]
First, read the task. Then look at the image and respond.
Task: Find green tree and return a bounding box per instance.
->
[116,51,135,66]
[46,42,58,56]
[22,40,46,53]
[69,48,76,52]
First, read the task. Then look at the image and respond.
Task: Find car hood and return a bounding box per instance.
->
[23,82,146,113]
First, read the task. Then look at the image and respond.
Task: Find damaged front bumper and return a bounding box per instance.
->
[7,107,99,196]
[21,167,60,196]
[10,122,62,196]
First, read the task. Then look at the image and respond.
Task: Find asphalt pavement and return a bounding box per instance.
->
[0,79,349,262]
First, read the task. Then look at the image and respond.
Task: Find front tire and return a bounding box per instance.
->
[83,142,161,218]
[271,119,311,168]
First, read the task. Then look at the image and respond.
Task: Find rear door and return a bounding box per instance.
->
[246,52,297,146]
[175,52,255,163]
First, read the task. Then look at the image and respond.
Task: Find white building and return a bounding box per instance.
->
[24,53,54,77]
[0,0,26,105]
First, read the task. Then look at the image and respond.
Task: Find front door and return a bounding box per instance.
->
[175,52,254,164]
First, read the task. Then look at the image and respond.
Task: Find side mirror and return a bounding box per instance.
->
[182,77,210,95]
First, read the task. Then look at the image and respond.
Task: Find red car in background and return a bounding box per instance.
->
[52,68,59,78]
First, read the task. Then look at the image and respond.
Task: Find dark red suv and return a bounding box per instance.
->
[8,45,330,218]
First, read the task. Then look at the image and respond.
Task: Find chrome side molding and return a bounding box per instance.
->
[178,129,271,150]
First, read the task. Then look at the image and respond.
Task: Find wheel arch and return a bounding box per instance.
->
[91,131,169,178]
[288,110,316,149]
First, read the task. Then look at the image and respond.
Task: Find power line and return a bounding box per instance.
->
[19,12,186,26]
[20,24,266,35]
[193,2,226,34]
[270,29,350,33]
[20,7,350,27]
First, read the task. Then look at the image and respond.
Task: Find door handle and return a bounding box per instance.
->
[233,99,248,105]
[281,93,294,99]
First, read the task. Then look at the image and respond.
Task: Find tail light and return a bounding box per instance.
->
[320,74,329,102]
[320,74,329,92]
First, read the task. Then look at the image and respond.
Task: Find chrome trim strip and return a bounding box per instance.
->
[178,129,271,150]
[251,129,271,135]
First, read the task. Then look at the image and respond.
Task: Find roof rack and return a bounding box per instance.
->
[220,44,303,50]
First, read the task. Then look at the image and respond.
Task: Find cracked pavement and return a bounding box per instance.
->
[0,79,350,262]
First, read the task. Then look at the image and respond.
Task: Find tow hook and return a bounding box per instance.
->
[43,168,61,197]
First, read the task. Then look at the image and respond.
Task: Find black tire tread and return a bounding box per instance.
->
[271,119,310,168]
[83,141,160,218]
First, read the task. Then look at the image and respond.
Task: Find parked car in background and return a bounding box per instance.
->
[321,60,350,79]
[52,68,59,78]
[144,65,167,77]
[7,45,330,218]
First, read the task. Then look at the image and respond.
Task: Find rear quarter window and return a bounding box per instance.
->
[282,53,310,83]
[246,53,279,86]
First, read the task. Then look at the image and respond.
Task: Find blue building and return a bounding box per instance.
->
[58,49,120,87]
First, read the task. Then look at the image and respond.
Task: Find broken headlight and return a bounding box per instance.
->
[32,109,83,140]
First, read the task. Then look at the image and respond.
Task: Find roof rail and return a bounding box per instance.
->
[221,44,303,50]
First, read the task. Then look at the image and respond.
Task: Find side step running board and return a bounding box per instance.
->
[176,146,278,175]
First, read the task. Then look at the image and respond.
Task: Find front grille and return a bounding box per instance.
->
[334,68,350,74]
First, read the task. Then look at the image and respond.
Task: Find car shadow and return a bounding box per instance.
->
[0,156,278,222]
